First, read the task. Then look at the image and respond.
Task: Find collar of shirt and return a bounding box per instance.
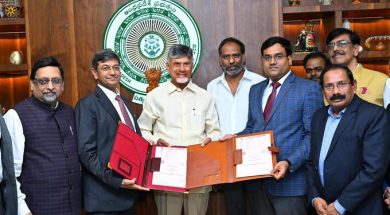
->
[327,106,347,119]
[97,84,120,102]
[166,80,197,94]
[266,70,291,88]
[216,68,251,84]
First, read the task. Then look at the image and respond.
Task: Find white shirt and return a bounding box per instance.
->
[207,69,265,136]
[262,71,291,111]
[97,84,136,128]
[384,79,390,108]
[4,109,29,215]
[138,81,220,146]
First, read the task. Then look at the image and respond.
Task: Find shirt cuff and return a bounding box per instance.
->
[18,200,30,215]
[334,200,346,215]
[311,197,319,206]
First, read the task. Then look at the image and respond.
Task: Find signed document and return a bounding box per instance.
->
[151,146,187,188]
[235,133,273,178]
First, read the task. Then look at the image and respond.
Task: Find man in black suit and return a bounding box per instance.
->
[0,105,17,215]
[76,49,149,215]
[307,64,390,215]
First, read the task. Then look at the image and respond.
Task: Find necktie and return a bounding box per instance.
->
[263,82,281,122]
[115,95,134,130]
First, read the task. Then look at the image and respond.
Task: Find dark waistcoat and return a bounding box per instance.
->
[14,97,81,215]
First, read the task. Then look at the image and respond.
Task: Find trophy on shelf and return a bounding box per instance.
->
[352,0,361,4]
[295,22,318,53]
[288,0,300,6]
[319,0,333,5]
[364,35,390,51]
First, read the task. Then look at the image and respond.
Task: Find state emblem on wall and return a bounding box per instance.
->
[103,0,202,104]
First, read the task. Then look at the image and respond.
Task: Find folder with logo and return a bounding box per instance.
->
[109,123,279,192]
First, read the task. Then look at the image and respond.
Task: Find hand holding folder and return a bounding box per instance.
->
[109,123,279,192]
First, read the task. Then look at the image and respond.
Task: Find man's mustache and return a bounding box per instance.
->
[330,93,346,101]
[332,51,344,58]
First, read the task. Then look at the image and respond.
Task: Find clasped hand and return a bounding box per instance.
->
[313,198,341,215]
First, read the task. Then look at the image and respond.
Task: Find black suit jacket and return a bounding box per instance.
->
[75,87,141,212]
[307,96,390,215]
[0,106,17,215]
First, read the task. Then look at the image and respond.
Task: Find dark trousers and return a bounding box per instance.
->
[269,195,308,215]
[86,206,135,215]
[246,181,275,215]
[220,182,247,215]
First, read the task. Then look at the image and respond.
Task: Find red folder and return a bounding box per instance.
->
[109,123,187,192]
[108,122,149,186]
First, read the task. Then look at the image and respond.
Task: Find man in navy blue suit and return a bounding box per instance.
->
[228,36,323,215]
[307,64,390,215]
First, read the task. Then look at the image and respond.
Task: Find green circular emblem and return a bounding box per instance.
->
[103,0,202,103]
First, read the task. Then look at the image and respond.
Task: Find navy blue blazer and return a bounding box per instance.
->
[307,96,390,215]
[75,87,141,212]
[239,72,323,196]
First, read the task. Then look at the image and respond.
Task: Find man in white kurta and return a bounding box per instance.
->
[138,44,220,215]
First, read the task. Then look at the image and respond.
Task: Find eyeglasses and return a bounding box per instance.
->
[33,78,63,86]
[305,66,323,74]
[323,81,352,92]
[326,40,352,50]
[262,54,287,62]
[99,65,120,72]
[221,53,242,60]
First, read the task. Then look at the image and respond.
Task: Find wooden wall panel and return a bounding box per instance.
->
[25,0,78,106]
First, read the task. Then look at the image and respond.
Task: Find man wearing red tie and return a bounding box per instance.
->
[76,49,149,215]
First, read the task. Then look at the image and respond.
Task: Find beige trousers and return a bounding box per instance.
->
[154,190,209,215]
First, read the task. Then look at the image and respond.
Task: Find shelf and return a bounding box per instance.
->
[291,50,390,65]
[0,64,28,75]
[283,2,390,13]
[283,2,390,20]
[358,50,390,62]
[0,18,25,26]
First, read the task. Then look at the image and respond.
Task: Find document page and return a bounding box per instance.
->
[152,146,187,188]
[235,134,273,178]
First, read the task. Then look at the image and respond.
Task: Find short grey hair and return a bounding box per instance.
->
[167,44,193,61]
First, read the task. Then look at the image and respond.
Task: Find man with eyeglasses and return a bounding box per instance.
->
[326,28,390,107]
[303,51,330,82]
[307,64,390,215]
[76,49,149,215]
[4,57,82,215]
[223,36,323,214]
[207,37,266,215]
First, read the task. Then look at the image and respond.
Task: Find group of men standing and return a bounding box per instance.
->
[0,27,389,215]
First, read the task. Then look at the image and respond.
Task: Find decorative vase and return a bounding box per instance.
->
[10,50,22,64]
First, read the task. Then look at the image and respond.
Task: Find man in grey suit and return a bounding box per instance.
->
[0,105,17,215]
[76,49,149,215]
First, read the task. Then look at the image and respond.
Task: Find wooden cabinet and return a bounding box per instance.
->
[0,0,30,111]
[281,0,390,77]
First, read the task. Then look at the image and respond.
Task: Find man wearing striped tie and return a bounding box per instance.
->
[76,49,149,215]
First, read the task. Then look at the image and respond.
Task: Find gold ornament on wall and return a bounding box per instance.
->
[1,0,22,18]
